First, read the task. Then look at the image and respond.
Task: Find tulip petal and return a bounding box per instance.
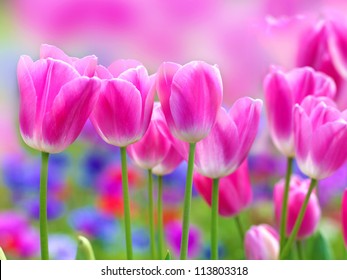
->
[264,70,293,155]
[194,108,239,178]
[40,44,72,63]
[342,190,347,248]
[312,120,347,179]
[41,77,100,153]
[170,61,223,142]
[156,62,182,137]
[229,97,262,164]
[90,79,142,147]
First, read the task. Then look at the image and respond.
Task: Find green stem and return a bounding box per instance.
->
[180,142,196,260]
[157,175,165,260]
[235,215,245,242]
[147,169,155,259]
[120,147,133,260]
[211,178,220,260]
[280,157,293,252]
[77,236,95,260]
[296,240,304,260]
[280,178,317,259]
[39,152,49,260]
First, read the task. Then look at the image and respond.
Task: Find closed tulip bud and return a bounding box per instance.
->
[156,61,223,143]
[18,47,101,154]
[90,61,156,147]
[244,224,279,260]
[274,175,321,239]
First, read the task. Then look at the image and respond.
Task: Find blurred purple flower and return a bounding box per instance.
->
[165,221,202,259]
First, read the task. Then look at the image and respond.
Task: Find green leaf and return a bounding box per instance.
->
[0,247,7,260]
[164,250,171,260]
[306,231,333,260]
[76,235,96,260]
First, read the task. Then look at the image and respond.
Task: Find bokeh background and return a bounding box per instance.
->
[1,0,347,259]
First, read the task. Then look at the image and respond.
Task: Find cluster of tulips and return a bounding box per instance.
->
[12,43,347,261]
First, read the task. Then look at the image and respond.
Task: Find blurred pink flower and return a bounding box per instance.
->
[274,175,321,239]
[294,95,347,179]
[17,47,101,153]
[264,66,336,157]
[194,161,252,217]
[244,224,279,260]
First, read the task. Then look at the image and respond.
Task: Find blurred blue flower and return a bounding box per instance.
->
[49,234,77,260]
[132,227,150,253]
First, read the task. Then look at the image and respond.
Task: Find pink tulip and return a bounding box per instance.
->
[244,224,279,260]
[293,95,347,179]
[274,175,321,239]
[156,61,223,143]
[193,97,262,178]
[264,66,336,156]
[39,44,98,77]
[342,189,347,248]
[297,17,347,109]
[127,103,171,170]
[90,60,156,147]
[152,146,183,176]
[17,54,101,154]
[194,160,252,217]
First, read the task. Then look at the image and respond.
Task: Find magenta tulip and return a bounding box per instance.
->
[264,66,336,156]
[40,44,97,77]
[90,61,156,147]
[297,18,347,108]
[127,103,171,170]
[194,97,262,178]
[194,160,251,217]
[156,61,223,143]
[293,95,347,179]
[18,55,101,154]
[342,189,347,248]
[245,224,279,260]
[274,175,321,239]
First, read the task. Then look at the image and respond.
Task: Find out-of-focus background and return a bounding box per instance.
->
[1,0,347,260]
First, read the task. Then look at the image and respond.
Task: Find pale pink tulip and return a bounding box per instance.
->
[264,66,336,156]
[156,61,223,143]
[194,161,251,217]
[245,224,279,260]
[18,54,101,154]
[90,61,155,147]
[127,103,171,170]
[342,189,347,248]
[274,175,321,239]
[294,95,347,179]
[193,97,262,178]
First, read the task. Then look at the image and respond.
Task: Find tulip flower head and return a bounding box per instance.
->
[17,45,101,153]
[264,66,336,157]
[244,224,279,260]
[90,60,156,147]
[127,103,171,170]
[194,97,262,178]
[156,61,223,143]
[194,160,252,217]
[274,175,321,239]
[293,95,347,179]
